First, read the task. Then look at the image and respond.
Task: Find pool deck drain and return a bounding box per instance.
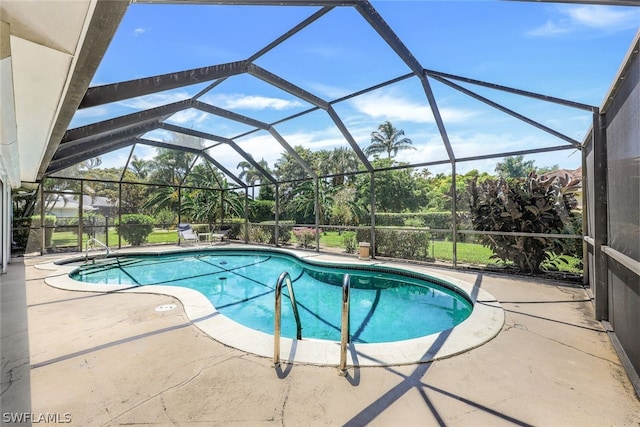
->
[155,304,177,312]
[37,245,504,367]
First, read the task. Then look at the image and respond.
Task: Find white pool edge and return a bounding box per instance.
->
[37,246,505,367]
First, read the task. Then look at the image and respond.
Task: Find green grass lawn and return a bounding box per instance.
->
[51,229,178,249]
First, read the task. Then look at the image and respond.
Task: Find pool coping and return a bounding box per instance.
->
[36,245,504,368]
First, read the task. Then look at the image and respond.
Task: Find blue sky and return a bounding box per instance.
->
[69,1,640,180]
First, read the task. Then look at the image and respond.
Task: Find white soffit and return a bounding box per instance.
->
[11,35,72,182]
[1,0,94,183]
[1,0,91,55]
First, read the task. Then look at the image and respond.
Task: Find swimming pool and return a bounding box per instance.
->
[69,250,472,343]
[42,246,504,366]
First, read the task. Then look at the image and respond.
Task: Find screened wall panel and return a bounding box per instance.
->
[603,47,640,380]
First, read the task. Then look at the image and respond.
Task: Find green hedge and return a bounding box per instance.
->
[375,212,451,229]
[115,214,155,246]
[356,228,430,261]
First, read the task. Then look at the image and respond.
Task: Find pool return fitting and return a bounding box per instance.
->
[273,271,352,376]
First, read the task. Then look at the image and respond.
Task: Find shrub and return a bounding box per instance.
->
[375,229,430,260]
[225,219,244,240]
[356,228,430,261]
[115,214,155,246]
[376,212,452,229]
[293,227,317,248]
[155,209,176,229]
[249,225,272,244]
[259,221,293,245]
[403,217,424,228]
[249,200,276,222]
[466,174,579,273]
[342,231,357,254]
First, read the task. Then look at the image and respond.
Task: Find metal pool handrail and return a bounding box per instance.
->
[339,273,351,375]
[273,271,302,366]
[85,237,110,261]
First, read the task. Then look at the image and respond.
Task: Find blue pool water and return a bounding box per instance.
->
[70,250,473,343]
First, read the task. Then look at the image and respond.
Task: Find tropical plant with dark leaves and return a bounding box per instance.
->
[466,173,579,273]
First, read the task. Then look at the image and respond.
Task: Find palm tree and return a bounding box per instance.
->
[291,179,334,225]
[129,155,150,180]
[237,158,272,199]
[365,121,415,159]
[328,147,360,186]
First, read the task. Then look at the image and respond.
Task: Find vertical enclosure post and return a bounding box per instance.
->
[315,177,320,252]
[370,171,376,258]
[593,110,609,320]
[451,162,458,267]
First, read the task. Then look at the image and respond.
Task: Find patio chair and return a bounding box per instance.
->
[210,228,229,244]
[177,223,199,245]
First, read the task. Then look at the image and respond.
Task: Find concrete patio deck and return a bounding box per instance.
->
[2,247,639,426]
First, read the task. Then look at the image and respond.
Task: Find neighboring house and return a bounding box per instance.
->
[45,194,117,218]
[540,167,583,209]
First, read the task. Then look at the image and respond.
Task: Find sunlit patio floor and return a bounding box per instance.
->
[4,245,640,426]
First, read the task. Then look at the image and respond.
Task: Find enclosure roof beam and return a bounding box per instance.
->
[46,138,138,176]
[268,126,317,180]
[193,6,335,100]
[79,61,250,109]
[223,140,279,185]
[157,123,277,185]
[158,122,229,145]
[248,64,330,110]
[248,7,334,61]
[355,2,456,162]
[200,152,247,188]
[424,69,597,112]
[191,99,269,130]
[355,1,423,76]
[327,106,373,172]
[431,74,582,148]
[55,120,162,160]
[455,144,579,164]
[136,137,205,155]
[62,100,191,144]
[135,138,246,188]
[421,75,456,162]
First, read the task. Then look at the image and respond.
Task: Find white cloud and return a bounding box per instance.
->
[528,5,640,37]
[133,27,149,36]
[527,20,571,37]
[349,89,478,124]
[566,5,640,29]
[205,93,304,111]
[234,133,283,169]
[166,109,209,125]
[391,131,581,174]
[305,82,352,100]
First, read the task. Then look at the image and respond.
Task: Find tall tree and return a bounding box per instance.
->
[129,155,150,180]
[494,155,535,180]
[328,147,360,186]
[365,121,415,159]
